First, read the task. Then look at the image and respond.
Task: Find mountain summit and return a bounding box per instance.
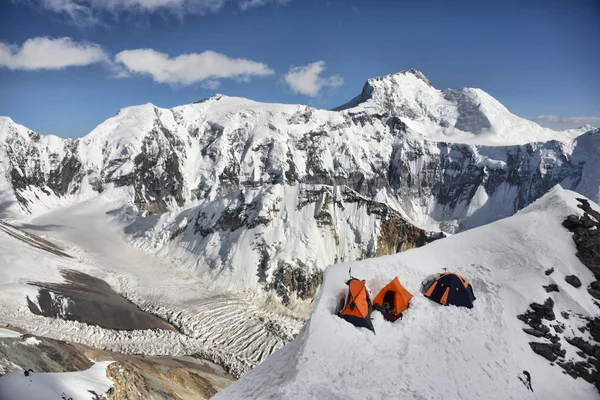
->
[336,69,590,144]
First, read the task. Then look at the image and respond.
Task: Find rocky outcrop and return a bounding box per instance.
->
[543,284,559,293]
[566,275,582,288]
[0,331,234,399]
[562,198,600,300]
[375,216,443,256]
[519,203,600,393]
[267,264,323,305]
[106,358,224,400]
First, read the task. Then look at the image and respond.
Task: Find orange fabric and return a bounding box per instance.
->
[340,280,370,318]
[373,277,413,315]
[440,287,450,305]
[424,281,438,297]
[455,274,469,289]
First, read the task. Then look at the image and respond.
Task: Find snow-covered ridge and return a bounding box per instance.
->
[215,187,600,399]
[0,73,596,222]
[0,70,598,304]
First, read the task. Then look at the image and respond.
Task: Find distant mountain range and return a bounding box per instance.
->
[1,69,598,302]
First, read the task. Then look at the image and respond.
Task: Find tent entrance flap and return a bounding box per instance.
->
[373,277,413,316]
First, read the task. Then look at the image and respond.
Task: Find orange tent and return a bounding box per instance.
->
[339,278,374,332]
[373,276,412,315]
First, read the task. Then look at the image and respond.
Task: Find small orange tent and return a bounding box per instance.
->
[373,277,412,316]
[339,278,374,332]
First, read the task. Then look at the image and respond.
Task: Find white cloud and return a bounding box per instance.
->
[114,48,274,86]
[239,0,289,11]
[200,79,220,90]
[0,36,108,70]
[284,61,343,97]
[28,0,289,25]
[529,115,600,130]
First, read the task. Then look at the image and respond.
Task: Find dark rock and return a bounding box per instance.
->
[562,215,583,230]
[589,287,600,301]
[562,311,570,319]
[576,198,600,223]
[564,201,600,281]
[566,275,582,288]
[267,263,323,305]
[529,342,565,362]
[543,284,559,293]
[545,268,555,276]
[563,215,583,231]
[588,318,600,342]
[547,335,560,343]
[541,298,555,320]
[577,351,587,358]
[518,299,555,335]
[566,337,595,356]
[581,214,597,229]
[558,360,596,383]
[523,328,545,338]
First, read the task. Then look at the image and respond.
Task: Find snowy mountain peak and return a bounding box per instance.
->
[195,93,227,103]
[380,68,433,87]
[115,102,157,116]
[0,116,24,133]
[0,116,15,125]
[334,69,589,145]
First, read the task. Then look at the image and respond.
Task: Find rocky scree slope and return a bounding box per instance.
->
[0,329,234,399]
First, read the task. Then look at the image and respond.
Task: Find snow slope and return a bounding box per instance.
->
[215,186,600,399]
[0,361,114,400]
[0,327,22,338]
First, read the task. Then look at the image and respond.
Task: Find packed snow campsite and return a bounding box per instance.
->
[0,68,599,399]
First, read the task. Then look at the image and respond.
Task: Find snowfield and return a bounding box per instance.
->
[0,361,114,400]
[215,187,600,399]
[0,192,304,377]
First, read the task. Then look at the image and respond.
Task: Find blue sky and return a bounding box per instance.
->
[0,0,599,137]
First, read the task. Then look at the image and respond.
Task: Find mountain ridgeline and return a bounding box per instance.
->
[0,69,598,302]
